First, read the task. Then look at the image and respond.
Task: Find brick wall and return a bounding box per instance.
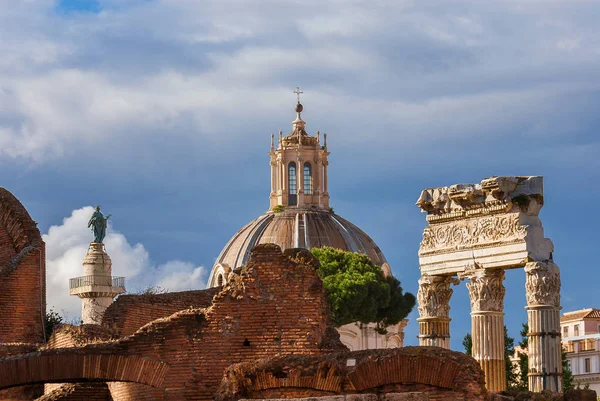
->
[0,344,42,401]
[0,187,46,344]
[216,347,487,401]
[104,245,345,401]
[102,287,220,336]
[37,383,112,401]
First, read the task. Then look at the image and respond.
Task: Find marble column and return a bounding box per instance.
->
[525,261,562,392]
[270,160,276,195]
[465,268,506,391]
[297,157,304,206]
[417,275,458,348]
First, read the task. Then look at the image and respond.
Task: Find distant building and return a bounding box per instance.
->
[207,94,407,350]
[561,308,600,392]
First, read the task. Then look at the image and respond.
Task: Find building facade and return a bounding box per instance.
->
[207,96,407,350]
[561,308,600,393]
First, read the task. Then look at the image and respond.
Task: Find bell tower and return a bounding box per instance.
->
[269,88,330,210]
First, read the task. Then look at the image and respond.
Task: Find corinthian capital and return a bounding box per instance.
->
[525,261,561,307]
[417,275,459,318]
[464,268,505,312]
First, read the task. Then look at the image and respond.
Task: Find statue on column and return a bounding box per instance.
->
[88,206,111,243]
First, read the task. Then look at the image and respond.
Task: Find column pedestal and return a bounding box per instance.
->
[525,261,562,393]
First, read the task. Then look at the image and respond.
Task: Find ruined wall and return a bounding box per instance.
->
[0,188,46,401]
[37,383,112,401]
[0,188,46,345]
[98,245,344,401]
[216,347,487,401]
[102,287,220,336]
[0,344,43,401]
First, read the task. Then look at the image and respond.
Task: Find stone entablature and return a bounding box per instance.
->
[417,176,553,275]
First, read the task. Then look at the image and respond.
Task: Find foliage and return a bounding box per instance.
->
[563,347,574,391]
[310,247,415,332]
[272,205,285,213]
[463,332,472,356]
[504,325,517,387]
[44,308,64,340]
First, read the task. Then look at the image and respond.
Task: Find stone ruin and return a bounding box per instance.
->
[415,176,561,392]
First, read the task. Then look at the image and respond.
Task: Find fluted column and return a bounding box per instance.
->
[270,160,276,195]
[525,261,562,392]
[465,268,506,391]
[417,275,458,348]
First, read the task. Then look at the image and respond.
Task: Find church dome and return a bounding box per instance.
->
[208,92,391,288]
[208,209,390,286]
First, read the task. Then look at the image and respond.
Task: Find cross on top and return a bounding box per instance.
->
[294,86,303,103]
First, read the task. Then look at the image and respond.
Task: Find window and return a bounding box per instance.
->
[303,162,312,195]
[288,162,297,206]
[217,274,224,286]
[585,358,591,373]
[575,325,580,337]
[564,327,569,337]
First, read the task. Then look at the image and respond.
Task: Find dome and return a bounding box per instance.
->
[208,209,391,287]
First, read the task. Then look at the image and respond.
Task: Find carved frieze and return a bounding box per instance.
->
[463,268,505,312]
[417,275,459,318]
[419,213,527,253]
[525,261,561,307]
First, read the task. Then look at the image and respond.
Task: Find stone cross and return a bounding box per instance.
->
[294,86,303,103]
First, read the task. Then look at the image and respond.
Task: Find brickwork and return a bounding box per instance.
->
[216,347,487,401]
[36,383,112,401]
[0,344,43,400]
[0,187,46,345]
[102,287,220,336]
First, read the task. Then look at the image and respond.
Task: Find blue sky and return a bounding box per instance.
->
[1,0,599,349]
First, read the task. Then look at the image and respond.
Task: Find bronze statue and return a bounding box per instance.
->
[88,206,111,243]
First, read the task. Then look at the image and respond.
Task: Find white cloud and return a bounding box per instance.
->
[43,206,206,321]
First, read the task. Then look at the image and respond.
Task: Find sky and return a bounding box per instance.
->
[1,0,599,349]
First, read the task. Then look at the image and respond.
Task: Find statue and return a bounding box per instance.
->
[88,206,111,243]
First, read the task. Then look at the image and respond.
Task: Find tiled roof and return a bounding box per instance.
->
[561,308,600,322]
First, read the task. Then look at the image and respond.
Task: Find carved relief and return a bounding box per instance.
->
[416,176,543,217]
[464,268,505,312]
[417,275,459,318]
[420,214,527,252]
[525,261,561,306]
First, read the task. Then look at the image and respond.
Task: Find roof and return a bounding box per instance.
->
[209,209,390,285]
[560,308,600,322]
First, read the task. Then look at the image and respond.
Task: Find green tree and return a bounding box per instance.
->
[310,247,415,332]
[562,347,574,391]
[44,308,63,340]
[463,332,473,356]
[463,326,516,387]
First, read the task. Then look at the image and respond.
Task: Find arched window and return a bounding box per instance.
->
[304,162,312,195]
[217,274,224,286]
[288,162,297,206]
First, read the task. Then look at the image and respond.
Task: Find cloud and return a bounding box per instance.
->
[0,0,599,165]
[43,206,206,321]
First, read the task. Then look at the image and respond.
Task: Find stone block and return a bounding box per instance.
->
[382,393,429,401]
[346,394,378,401]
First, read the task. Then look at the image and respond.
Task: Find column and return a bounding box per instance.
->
[466,268,506,391]
[297,156,304,206]
[270,160,276,195]
[323,160,329,195]
[417,275,458,348]
[525,261,562,392]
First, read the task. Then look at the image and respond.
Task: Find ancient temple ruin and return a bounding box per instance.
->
[415,176,562,392]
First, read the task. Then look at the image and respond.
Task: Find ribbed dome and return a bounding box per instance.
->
[208,209,390,287]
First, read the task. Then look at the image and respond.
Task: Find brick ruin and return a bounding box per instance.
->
[0,189,490,401]
[1,186,594,401]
